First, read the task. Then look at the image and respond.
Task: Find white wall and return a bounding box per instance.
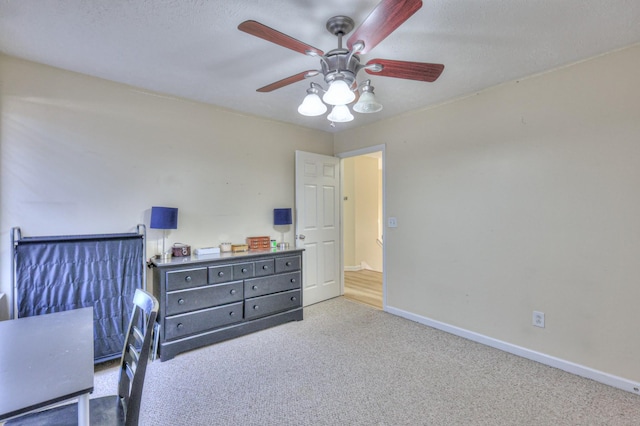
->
[334,45,640,385]
[0,54,333,315]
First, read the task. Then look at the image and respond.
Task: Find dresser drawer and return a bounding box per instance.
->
[232,262,254,279]
[245,289,301,320]
[166,267,208,291]
[166,281,243,316]
[208,265,233,284]
[275,255,300,273]
[164,302,243,340]
[254,259,275,277]
[244,271,301,298]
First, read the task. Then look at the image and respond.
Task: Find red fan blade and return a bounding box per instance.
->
[256,70,318,92]
[366,59,444,82]
[239,20,324,56]
[347,0,422,54]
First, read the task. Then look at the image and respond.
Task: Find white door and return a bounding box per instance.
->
[295,151,341,306]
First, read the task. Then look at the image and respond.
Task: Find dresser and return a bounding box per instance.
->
[150,248,303,361]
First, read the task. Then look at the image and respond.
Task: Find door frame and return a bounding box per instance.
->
[336,144,386,310]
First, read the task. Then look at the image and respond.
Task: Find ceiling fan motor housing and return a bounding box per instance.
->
[321,49,362,88]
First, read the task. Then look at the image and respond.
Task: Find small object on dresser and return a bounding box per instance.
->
[220,242,232,252]
[246,236,271,250]
[194,247,220,256]
[172,243,191,257]
[231,244,249,253]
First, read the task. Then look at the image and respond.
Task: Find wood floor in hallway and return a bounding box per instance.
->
[344,269,383,309]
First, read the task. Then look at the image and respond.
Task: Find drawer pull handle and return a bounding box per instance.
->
[177,323,184,330]
[286,261,292,266]
[291,278,296,283]
[253,305,259,310]
[229,311,235,316]
[242,268,248,273]
[178,298,185,305]
[230,289,237,295]
[185,276,192,282]
[291,296,297,302]
[252,285,258,290]
[218,271,224,277]
[262,265,269,270]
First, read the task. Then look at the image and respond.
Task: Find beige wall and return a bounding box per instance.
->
[354,156,383,272]
[3,44,640,387]
[343,156,383,272]
[335,45,640,383]
[0,54,333,308]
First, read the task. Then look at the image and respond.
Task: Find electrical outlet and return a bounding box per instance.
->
[533,311,545,328]
[388,217,398,228]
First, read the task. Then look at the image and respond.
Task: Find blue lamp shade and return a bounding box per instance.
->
[150,206,178,230]
[274,208,292,226]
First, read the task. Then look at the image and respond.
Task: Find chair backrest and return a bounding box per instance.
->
[117,288,159,426]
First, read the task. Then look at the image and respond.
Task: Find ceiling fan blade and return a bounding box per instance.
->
[347,0,422,54]
[256,70,318,92]
[366,59,444,82]
[239,20,324,56]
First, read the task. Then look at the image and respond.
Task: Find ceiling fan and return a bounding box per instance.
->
[238,0,444,123]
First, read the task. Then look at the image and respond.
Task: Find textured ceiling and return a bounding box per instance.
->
[1,0,639,133]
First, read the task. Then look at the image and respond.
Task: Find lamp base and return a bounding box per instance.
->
[161,252,172,260]
[155,252,172,260]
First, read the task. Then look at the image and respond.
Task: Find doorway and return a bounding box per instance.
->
[338,146,385,309]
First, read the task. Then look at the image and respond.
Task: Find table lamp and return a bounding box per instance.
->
[150,206,178,259]
[273,208,292,248]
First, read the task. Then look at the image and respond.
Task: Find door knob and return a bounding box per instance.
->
[298,234,306,240]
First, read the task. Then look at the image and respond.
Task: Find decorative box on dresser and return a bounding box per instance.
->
[150,248,303,361]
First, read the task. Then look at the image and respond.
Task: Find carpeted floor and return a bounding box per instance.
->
[94,297,640,425]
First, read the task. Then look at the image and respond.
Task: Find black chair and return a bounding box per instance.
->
[7,289,159,426]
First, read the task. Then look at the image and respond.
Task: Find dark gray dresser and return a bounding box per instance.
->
[150,248,303,361]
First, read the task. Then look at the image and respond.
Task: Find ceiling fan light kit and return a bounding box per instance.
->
[327,104,355,123]
[238,0,444,126]
[322,78,356,106]
[297,84,327,116]
[353,80,383,113]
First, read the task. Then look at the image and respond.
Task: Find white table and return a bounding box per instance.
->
[0,307,94,425]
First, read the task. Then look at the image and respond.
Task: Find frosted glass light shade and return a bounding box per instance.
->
[353,91,383,113]
[327,104,354,123]
[322,79,355,105]
[298,93,327,116]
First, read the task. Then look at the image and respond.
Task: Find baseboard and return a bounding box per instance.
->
[344,265,363,272]
[344,263,383,273]
[385,305,640,395]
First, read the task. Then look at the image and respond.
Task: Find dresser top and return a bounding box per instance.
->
[150,247,304,269]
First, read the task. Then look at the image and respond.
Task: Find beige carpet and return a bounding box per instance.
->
[94,297,640,425]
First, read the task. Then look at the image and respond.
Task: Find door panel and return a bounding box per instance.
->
[295,151,341,306]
